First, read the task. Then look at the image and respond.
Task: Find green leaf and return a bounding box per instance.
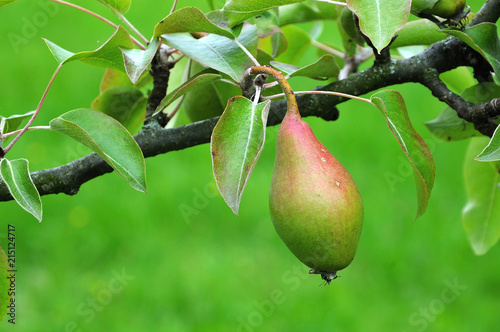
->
[212,80,244,107]
[153,7,234,39]
[154,73,222,116]
[256,49,275,66]
[272,25,311,65]
[99,68,152,93]
[347,0,411,52]
[49,109,146,192]
[443,23,500,78]
[251,10,287,58]
[410,0,438,13]
[0,158,42,222]
[222,0,304,27]
[271,54,339,79]
[0,0,18,8]
[390,19,445,48]
[439,66,475,95]
[100,68,134,92]
[211,97,271,214]
[43,26,134,71]
[98,0,131,14]
[269,61,299,75]
[425,108,479,141]
[0,110,35,143]
[91,86,147,134]
[205,0,217,11]
[120,37,160,84]
[425,82,500,141]
[462,137,500,255]
[278,0,338,26]
[43,39,74,64]
[476,125,500,162]
[0,246,13,321]
[338,7,364,57]
[206,10,243,37]
[371,90,435,220]
[161,24,257,82]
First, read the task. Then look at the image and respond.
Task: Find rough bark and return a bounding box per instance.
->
[1,1,499,202]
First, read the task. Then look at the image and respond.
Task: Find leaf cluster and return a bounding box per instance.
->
[0,0,499,259]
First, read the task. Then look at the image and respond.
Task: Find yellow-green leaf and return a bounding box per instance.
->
[347,0,411,52]
[211,97,271,214]
[462,137,500,255]
[371,90,435,220]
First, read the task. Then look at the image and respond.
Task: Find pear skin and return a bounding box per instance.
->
[269,108,363,282]
[422,0,466,18]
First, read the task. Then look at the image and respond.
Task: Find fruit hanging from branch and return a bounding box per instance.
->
[247,67,364,284]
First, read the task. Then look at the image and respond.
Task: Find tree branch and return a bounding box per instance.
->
[1,1,499,202]
[471,0,500,26]
[145,44,173,128]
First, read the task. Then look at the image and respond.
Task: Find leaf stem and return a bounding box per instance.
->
[315,0,347,5]
[253,84,263,109]
[49,0,146,49]
[170,0,179,14]
[112,10,149,45]
[1,126,53,139]
[234,39,260,67]
[3,65,62,155]
[264,90,373,105]
[166,58,192,120]
[311,40,344,58]
[247,66,298,116]
[165,97,184,121]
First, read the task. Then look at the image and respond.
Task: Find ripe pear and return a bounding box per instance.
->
[269,104,363,284]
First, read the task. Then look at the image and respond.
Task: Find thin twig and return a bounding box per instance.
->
[1,126,53,138]
[234,39,260,67]
[2,0,499,201]
[113,11,149,45]
[316,0,347,6]
[3,65,62,154]
[311,40,345,58]
[166,58,192,120]
[170,0,179,14]
[166,97,185,120]
[264,90,373,105]
[49,0,146,49]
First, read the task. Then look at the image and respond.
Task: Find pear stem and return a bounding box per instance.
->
[246,66,299,117]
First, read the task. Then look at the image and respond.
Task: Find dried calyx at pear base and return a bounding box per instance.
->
[251,68,364,285]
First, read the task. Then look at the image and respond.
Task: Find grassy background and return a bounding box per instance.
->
[1,0,499,331]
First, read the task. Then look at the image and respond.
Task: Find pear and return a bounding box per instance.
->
[339,7,365,47]
[421,0,466,19]
[183,62,224,122]
[269,103,363,284]
[412,0,467,20]
[184,62,241,122]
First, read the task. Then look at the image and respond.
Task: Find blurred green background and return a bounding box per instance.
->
[1,0,499,331]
